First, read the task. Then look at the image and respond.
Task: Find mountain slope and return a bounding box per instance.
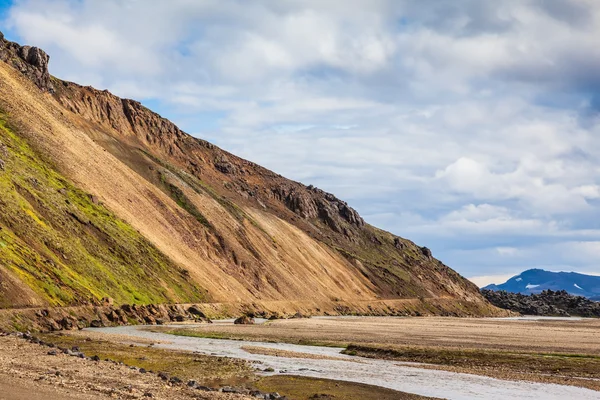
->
[0,33,499,315]
[484,269,600,299]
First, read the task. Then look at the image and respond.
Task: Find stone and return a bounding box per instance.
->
[90,320,103,328]
[394,237,405,249]
[0,159,4,170]
[187,305,207,319]
[214,155,236,174]
[234,315,254,325]
[158,372,169,381]
[47,350,57,356]
[420,246,433,260]
[168,376,182,385]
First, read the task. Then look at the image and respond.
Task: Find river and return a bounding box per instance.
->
[87,322,599,400]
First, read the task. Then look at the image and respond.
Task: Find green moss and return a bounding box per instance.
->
[0,116,209,307]
[39,333,253,386]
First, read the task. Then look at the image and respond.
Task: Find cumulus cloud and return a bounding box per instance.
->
[4,0,600,279]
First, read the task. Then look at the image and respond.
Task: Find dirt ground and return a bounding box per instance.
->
[0,331,431,400]
[0,334,252,400]
[165,316,600,354]
[164,316,600,391]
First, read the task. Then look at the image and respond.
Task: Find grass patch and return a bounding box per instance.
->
[256,375,432,400]
[343,344,600,378]
[0,115,208,306]
[39,333,253,387]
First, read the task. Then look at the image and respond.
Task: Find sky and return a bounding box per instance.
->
[2,0,600,287]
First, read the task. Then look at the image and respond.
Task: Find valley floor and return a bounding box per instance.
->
[158,316,600,392]
[0,329,430,400]
[2,316,599,399]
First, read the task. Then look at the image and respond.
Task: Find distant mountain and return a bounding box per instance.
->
[484,269,600,299]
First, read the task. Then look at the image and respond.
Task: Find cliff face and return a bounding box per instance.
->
[0,33,500,316]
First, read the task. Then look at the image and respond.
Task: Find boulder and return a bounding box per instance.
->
[234,315,254,325]
[187,305,207,319]
[90,320,103,328]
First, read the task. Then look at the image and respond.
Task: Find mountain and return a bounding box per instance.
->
[484,269,600,299]
[0,32,500,316]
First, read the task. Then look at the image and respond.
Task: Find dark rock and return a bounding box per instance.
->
[0,159,4,170]
[47,350,57,356]
[139,368,147,373]
[234,315,254,325]
[187,305,207,319]
[187,380,197,388]
[394,237,405,249]
[214,155,236,174]
[90,320,103,328]
[168,376,182,385]
[420,246,433,259]
[158,372,169,381]
[482,289,600,317]
[196,386,214,392]
[91,355,100,362]
[143,392,153,398]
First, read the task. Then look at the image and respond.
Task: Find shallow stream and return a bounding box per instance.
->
[89,321,599,400]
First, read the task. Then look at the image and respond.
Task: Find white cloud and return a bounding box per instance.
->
[6,0,600,280]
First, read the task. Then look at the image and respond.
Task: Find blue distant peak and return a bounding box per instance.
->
[484,269,600,299]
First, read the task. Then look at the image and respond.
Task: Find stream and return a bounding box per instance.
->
[88,324,600,400]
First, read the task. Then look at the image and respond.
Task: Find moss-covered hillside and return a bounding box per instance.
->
[0,116,208,307]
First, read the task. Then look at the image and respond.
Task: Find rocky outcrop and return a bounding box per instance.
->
[272,184,364,233]
[234,315,255,325]
[25,303,215,333]
[482,289,600,317]
[0,32,53,92]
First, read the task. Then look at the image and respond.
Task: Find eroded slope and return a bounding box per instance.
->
[0,33,497,315]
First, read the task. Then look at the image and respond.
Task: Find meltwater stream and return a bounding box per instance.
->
[89,325,599,400]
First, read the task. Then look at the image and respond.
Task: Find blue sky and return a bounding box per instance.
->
[3,0,600,286]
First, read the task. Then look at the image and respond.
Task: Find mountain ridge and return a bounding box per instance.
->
[0,32,501,316]
[484,269,600,300]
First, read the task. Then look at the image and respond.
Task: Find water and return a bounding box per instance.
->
[88,325,600,400]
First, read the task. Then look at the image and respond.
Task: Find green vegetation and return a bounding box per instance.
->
[256,375,427,400]
[0,116,208,307]
[39,333,252,386]
[343,344,600,379]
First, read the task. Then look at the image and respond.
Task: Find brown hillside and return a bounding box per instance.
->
[0,32,499,315]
